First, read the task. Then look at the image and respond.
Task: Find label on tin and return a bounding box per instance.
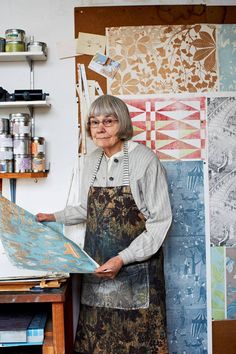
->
[14,156,31,173]
[13,139,31,155]
[13,125,31,135]
[0,151,13,160]
[32,142,45,155]
[0,136,13,148]
[32,156,46,172]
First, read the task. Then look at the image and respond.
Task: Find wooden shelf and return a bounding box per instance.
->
[0,100,50,108]
[0,172,48,179]
[0,51,47,62]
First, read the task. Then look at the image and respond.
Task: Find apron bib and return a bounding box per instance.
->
[81,142,149,309]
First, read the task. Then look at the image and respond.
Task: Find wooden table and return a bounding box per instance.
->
[0,279,73,354]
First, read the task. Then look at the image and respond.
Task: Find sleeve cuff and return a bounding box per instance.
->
[54,211,65,223]
[118,248,136,265]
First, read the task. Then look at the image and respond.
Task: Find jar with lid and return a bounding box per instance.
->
[32,153,45,172]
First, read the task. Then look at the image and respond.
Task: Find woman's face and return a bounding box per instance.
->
[89,114,122,156]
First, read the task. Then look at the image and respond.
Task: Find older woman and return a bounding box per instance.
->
[37,95,172,354]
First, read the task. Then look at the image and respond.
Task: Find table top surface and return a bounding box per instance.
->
[0,282,68,303]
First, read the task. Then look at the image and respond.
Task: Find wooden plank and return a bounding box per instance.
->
[52,302,65,354]
[0,172,48,179]
[212,319,236,354]
[43,318,54,354]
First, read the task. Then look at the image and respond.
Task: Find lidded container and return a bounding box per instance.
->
[0,159,13,173]
[0,117,10,134]
[0,37,5,52]
[32,137,45,156]
[32,153,45,172]
[14,154,31,173]
[10,113,31,136]
[5,29,25,42]
[27,41,47,55]
[13,135,31,155]
[0,134,13,148]
[5,41,25,52]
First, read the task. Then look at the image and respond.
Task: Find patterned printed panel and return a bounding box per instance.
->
[211,246,225,320]
[121,95,206,160]
[163,161,207,353]
[208,96,236,246]
[107,24,218,95]
[226,247,236,319]
[218,25,236,91]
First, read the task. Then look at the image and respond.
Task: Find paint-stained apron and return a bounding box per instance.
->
[74,142,168,354]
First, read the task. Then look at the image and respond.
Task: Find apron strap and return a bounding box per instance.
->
[90,141,130,186]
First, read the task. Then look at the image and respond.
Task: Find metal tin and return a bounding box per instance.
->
[0,118,10,134]
[32,153,45,172]
[0,37,5,52]
[5,41,25,52]
[0,147,13,160]
[0,159,13,173]
[5,29,25,42]
[14,154,31,173]
[27,41,47,54]
[13,136,31,155]
[32,137,45,156]
[0,134,13,148]
[10,113,31,136]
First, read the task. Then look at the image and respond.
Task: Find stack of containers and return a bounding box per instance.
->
[31,137,46,172]
[5,29,25,52]
[10,113,32,172]
[0,118,13,172]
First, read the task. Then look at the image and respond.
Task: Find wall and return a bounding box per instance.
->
[0,0,80,213]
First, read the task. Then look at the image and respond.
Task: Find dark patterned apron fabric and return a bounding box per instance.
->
[74,142,168,354]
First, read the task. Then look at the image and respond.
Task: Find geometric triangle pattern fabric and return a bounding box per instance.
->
[121,95,206,161]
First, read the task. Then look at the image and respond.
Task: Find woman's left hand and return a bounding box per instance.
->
[95,256,123,279]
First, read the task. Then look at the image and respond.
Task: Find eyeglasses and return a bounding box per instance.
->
[88,117,119,128]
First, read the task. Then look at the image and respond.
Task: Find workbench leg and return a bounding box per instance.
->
[52,302,65,354]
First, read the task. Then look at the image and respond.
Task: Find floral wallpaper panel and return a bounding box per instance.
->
[106,24,218,95]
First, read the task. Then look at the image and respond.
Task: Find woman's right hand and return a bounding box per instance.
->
[36,213,56,222]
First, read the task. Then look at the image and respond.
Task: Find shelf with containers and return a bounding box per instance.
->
[0,38,50,201]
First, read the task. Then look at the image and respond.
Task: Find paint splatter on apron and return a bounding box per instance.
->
[74,142,168,354]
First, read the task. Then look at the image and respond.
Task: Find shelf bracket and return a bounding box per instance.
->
[10,178,17,203]
[26,56,34,89]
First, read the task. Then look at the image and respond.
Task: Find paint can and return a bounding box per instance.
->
[5,41,25,52]
[13,136,31,155]
[0,147,13,160]
[32,137,45,156]
[14,154,31,173]
[32,153,46,172]
[0,37,5,52]
[0,118,10,134]
[5,29,25,42]
[0,159,13,173]
[10,113,31,136]
[0,134,13,148]
[27,41,47,55]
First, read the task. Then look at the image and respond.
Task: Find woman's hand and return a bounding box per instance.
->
[95,256,123,279]
[36,213,56,222]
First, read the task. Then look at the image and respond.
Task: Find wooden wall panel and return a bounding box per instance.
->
[212,320,236,354]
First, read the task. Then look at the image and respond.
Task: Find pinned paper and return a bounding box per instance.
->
[56,39,81,59]
[76,32,106,56]
[88,53,120,80]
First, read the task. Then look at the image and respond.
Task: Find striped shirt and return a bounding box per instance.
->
[55,141,172,265]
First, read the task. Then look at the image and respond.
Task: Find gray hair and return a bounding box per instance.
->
[87,95,133,140]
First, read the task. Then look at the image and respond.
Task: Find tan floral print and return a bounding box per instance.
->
[106,24,218,95]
